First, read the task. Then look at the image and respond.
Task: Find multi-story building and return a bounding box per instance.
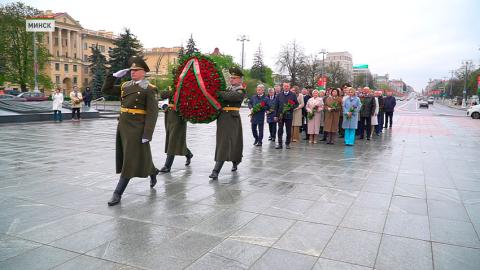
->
[325,51,353,81]
[389,79,406,94]
[374,74,389,87]
[353,67,372,87]
[144,47,181,77]
[42,11,116,93]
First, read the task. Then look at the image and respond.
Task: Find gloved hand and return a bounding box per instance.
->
[113,68,130,78]
[141,138,149,144]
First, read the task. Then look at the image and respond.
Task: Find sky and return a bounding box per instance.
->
[6,0,480,91]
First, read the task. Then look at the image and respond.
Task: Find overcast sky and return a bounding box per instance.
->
[11,0,480,91]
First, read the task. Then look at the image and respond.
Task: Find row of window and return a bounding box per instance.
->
[83,43,111,53]
[54,63,90,74]
[54,76,89,86]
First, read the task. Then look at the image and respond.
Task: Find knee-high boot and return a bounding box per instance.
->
[209,161,224,180]
[159,155,175,173]
[108,177,130,206]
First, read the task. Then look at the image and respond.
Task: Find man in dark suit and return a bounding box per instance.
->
[383,91,396,128]
[266,88,277,141]
[302,88,311,140]
[248,84,269,146]
[274,82,299,149]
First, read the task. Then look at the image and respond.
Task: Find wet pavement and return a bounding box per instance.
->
[0,100,479,270]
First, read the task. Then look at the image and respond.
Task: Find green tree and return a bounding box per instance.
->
[88,45,107,98]
[209,54,236,70]
[177,45,185,60]
[185,34,199,56]
[250,44,266,83]
[108,28,143,74]
[276,40,305,86]
[0,2,51,91]
[325,62,349,89]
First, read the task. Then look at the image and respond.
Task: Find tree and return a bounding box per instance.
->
[250,44,266,83]
[325,62,349,89]
[88,45,107,98]
[0,2,51,91]
[177,45,185,60]
[108,28,143,74]
[276,40,305,86]
[185,34,199,56]
[353,71,374,89]
[209,53,237,70]
[298,54,321,88]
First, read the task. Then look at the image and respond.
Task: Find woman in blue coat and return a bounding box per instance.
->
[342,87,362,146]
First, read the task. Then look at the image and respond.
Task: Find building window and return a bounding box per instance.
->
[56,51,59,56]
[65,52,68,58]
[55,75,60,84]
[84,42,88,50]
[73,65,77,72]
[99,45,105,53]
[64,64,69,72]
[84,78,88,85]
[55,37,58,46]
[83,55,88,61]
[74,53,77,59]
[84,67,89,74]
[55,63,60,71]
[73,76,78,84]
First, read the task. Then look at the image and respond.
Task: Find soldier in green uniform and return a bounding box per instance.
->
[209,67,246,180]
[158,91,193,173]
[102,56,160,206]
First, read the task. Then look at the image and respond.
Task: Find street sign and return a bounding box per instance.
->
[26,17,55,32]
[353,64,368,69]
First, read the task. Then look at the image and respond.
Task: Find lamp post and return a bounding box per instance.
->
[462,60,472,108]
[319,48,328,78]
[237,35,249,70]
[449,70,454,98]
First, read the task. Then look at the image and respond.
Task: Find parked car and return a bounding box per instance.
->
[17,92,49,101]
[419,100,429,108]
[0,94,26,101]
[5,89,20,96]
[428,97,434,104]
[467,104,480,119]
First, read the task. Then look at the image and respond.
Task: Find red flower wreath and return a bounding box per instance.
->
[173,54,226,123]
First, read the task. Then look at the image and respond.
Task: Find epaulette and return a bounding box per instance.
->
[148,83,157,90]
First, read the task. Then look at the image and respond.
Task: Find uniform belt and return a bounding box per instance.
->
[120,107,146,115]
[168,104,176,110]
[222,107,240,111]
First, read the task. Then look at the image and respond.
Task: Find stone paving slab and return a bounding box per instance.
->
[0,110,480,269]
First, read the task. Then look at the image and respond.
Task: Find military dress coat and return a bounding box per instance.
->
[102,74,158,179]
[324,96,343,133]
[159,91,191,156]
[215,85,245,162]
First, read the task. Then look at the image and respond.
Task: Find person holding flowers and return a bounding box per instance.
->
[248,84,269,146]
[306,90,323,143]
[266,88,277,141]
[323,88,343,144]
[342,87,362,146]
[274,82,299,149]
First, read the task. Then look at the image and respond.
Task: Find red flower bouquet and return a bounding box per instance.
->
[279,99,296,120]
[249,101,267,117]
[173,54,226,123]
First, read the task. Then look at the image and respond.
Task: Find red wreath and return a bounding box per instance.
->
[173,54,226,123]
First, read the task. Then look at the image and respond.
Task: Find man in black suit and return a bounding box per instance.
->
[274,82,299,149]
[302,88,311,140]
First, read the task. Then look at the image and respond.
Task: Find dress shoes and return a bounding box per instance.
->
[107,193,121,206]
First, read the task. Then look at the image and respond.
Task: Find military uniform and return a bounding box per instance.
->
[209,67,246,180]
[158,91,193,172]
[103,56,159,206]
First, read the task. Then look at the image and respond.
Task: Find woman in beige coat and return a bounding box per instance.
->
[291,87,304,142]
[70,86,83,121]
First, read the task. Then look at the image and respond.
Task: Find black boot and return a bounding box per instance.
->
[108,177,130,206]
[185,153,193,166]
[150,168,160,188]
[159,155,175,173]
[209,161,224,180]
[232,161,240,171]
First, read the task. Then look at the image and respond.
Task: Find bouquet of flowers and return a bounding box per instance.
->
[346,105,357,119]
[249,101,267,117]
[307,105,318,120]
[279,99,296,120]
[330,101,339,111]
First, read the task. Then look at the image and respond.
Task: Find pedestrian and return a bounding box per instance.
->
[324,88,343,144]
[52,86,64,122]
[374,91,384,135]
[274,84,281,96]
[342,87,362,146]
[338,83,351,138]
[209,67,246,180]
[358,87,376,140]
[319,90,326,140]
[82,87,93,107]
[302,88,311,140]
[248,84,269,146]
[371,90,380,137]
[306,89,323,143]
[274,82,299,149]
[291,87,304,142]
[102,56,160,206]
[384,90,396,128]
[158,91,194,173]
[70,85,83,121]
[266,88,277,142]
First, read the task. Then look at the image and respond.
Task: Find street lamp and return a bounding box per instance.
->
[237,35,249,70]
[319,49,328,78]
[462,60,472,108]
[449,70,455,98]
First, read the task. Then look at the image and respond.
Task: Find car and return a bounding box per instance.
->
[467,104,480,119]
[158,99,169,111]
[0,94,27,101]
[419,100,429,108]
[17,92,49,101]
[5,89,20,96]
[428,97,434,104]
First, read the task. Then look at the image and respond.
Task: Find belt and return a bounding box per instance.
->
[222,107,240,111]
[168,104,176,110]
[120,107,146,115]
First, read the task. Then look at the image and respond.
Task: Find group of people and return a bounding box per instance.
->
[51,86,93,122]
[248,82,397,147]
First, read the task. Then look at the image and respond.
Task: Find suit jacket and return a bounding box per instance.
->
[275,91,299,120]
[384,96,396,112]
[302,94,311,116]
[265,95,276,123]
[248,94,269,124]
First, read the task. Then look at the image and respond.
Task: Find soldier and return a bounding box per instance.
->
[209,67,246,180]
[158,91,193,173]
[102,56,160,206]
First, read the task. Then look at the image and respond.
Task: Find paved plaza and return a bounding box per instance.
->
[1,101,480,270]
